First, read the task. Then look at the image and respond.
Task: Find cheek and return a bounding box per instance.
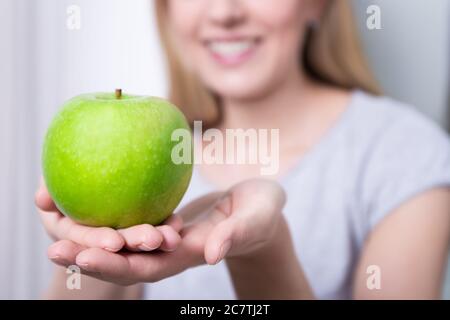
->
[167,1,203,56]
[253,0,307,53]
[247,0,307,82]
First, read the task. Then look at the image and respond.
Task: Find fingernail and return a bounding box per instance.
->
[104,247,120,252]
[215,240,232,265]
[49,255,60,260]
[77,262,89,268]
[78,262,89,269]
[138,243,158,252]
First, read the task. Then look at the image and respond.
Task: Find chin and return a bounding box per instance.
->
[206,78,274,102]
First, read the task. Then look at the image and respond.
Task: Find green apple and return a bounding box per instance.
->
[42,90,193,229]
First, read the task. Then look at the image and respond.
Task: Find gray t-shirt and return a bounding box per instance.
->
[145,90,450,299]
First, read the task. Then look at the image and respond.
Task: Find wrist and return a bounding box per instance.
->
[225,216,314,299]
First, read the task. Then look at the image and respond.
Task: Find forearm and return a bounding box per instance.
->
[226,217,315,300]
[43,266,143,300]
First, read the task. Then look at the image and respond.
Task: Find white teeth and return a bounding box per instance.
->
[208,40,254,56]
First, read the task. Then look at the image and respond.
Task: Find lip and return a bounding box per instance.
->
[203,36,262,67]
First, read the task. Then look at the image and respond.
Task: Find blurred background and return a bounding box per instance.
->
[0,0,449,299]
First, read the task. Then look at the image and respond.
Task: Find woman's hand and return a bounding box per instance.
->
[36,178,287,286]
[179,178,287,265]
[35,179,183,285]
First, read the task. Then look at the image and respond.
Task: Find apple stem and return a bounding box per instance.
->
[115,89,122,99]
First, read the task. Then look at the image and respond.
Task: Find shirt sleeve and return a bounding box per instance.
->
[360,109,450,229]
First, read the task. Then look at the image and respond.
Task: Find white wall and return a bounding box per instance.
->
[0,0,449,299]
[353,0,450,127]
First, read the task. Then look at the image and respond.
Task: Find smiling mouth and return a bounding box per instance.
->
[204,38,261,66]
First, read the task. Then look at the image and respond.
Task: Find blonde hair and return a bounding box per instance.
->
[155,0,381,128]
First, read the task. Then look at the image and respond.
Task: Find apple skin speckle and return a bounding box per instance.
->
[42,92,193,229]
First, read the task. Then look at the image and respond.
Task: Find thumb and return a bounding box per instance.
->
[204,218,235,265]
[35,182,57,211]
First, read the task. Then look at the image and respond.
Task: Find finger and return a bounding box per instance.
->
[75,248,134,284]
[66,224,125,252]
[117,224,163,252]
[38,207,65,241]
[47,240,86,267]
[156,225,181,252]
[163,214,183,233]
[42,213,125,251]
[204,217,236,265]
[125,249,190,283]
[78,246,194,284]
[35,184,58,212]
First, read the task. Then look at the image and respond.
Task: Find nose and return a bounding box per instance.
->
[207,0,245,28]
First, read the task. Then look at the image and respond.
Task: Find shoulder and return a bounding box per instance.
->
[346,91,450,227]
[348,90,450,161]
